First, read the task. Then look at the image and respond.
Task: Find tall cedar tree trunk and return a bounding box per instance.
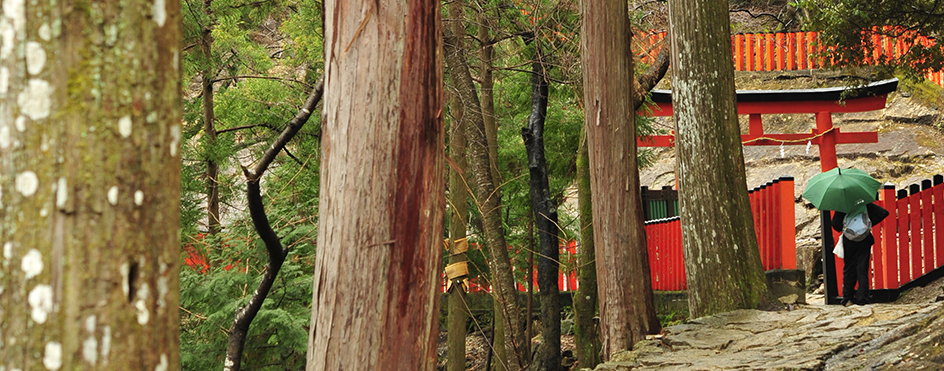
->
[0,0,182,369]
[201,0,220,235]
[445,2,470,368]
[224,78,324,371]
[306,2,445,370]
[446,96,470,371]
[579,0,661,359]
[521,48,562,371]
[571,43,668,371]
[573,130,600,369]
[444,28,530,371]
[667,0,773,318]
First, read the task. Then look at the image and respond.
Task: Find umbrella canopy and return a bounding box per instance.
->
[802,167,881,214]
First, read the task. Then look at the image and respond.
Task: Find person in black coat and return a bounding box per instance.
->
[831,202,890,305]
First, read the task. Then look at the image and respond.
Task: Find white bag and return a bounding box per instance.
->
[834,237,845,259]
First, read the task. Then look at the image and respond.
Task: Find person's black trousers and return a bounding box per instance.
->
[842,241,872,304]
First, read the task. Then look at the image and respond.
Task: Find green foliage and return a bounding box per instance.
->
[178,0,324,367]
[797,0,944,80]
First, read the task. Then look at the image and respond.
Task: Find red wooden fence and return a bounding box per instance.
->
[636,29,944,87]
[645,176,796,291]
[867,174,944,290]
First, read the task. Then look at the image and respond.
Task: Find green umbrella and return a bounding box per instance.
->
[802,167,881,214]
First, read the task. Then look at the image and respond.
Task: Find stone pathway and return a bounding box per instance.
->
[594,295,944,370]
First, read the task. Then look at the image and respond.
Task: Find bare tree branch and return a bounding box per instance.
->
[224,74,324,371]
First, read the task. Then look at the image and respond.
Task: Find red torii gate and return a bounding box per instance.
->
[635,79,899,304]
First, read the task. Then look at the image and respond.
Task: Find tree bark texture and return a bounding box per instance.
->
[521,50,561,371]
[307,2,445,370]
[0,1,182,369]
[444,26,529,371]
[477,11,502,187]
[201,0,221,236]
[579,0,661,360]
[573,130,600,369]
[667,0,772,318]
[445,3,470,370]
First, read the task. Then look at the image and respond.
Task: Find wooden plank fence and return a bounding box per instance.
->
[636,29,944,87]
[869,175,944,290]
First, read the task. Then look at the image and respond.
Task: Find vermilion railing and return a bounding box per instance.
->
[635,29,944,87]
[645,176,797,291]
[868,175,944,290]
[444,177,798,293]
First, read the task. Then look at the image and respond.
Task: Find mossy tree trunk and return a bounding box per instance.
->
[0,0,182,369]
[445,2,471,369]
[306,1,445,370]
[579,0,662,360]
[667,0,773,318]
[573,130,600,369]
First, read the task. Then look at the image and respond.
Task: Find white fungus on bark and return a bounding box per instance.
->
[0,124,10,148]
[107,186,118,205]
[25,41,45,75]
[17,79,52,120]
[56,177,67,208]
[169,124,180,156]
[152,0,167,27]
[0,66,9,93]
[118,115,132,138]
[3,241,11,260]
[155,354,168,371]
[27,284,53,324]
[14,171,38,197]
[38,22,50,41]
[134,190,144,206]
[43,341,62,370]
[21,248,43,279]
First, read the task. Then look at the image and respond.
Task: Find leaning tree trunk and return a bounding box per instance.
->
[224,78,324,371]
[579,0,662,360]
[521,47,562,371]
[306,1,445,370]
[0,1,182,369]
[444,27,530,371]
[667,0,773,318]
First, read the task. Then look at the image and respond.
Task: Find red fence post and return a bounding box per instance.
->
[735,34,745,70]
[880,184,898,289]
[772,179,783,269]
[934,175,944,269]
[786,32,796,70]
[746,34,755,71]
[910,184,923,278]
[922,180,934,277]
[780,176,796,269]
[675,218,685,290]
[796,32,807,70]
[758,183,768,268]
[898,189,911,283]
[647,221,659,290]
[765,33,775,71]
[766,181,775,269]
[776,32,786,70]
[807,32,818,69]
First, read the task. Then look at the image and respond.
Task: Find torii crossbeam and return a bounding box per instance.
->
[636,78,898,172]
